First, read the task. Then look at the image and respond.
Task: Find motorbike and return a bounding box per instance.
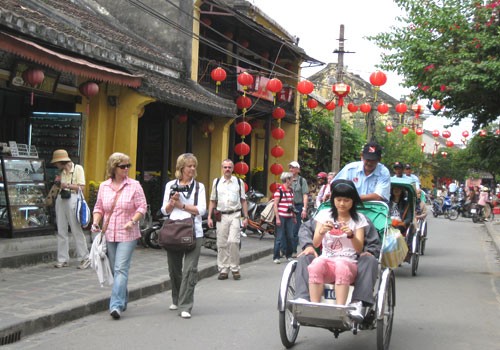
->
[245,189,275,239]
[431,196,458,220]
[471,203,495,223]
[455,198,473,218]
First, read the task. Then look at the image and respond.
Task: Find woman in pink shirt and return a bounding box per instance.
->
[91,152,147,320]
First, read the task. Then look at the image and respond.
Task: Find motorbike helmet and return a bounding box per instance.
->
[317,172,327,179]
[482,187,489,192]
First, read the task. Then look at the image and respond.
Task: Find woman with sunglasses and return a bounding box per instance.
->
[161,153,206,319]
[91,152,147,320]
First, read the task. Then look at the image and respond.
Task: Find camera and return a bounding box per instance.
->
[60,189,71,199]
[170,184,190,197]
[287,205,300,215]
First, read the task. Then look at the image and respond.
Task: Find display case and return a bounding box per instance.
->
[0,156,54,238]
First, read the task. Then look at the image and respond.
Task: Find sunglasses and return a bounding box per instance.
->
[117,164,132,169]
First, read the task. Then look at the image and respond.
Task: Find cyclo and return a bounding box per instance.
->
[277,200,395,349]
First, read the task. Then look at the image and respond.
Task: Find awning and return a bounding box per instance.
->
[0,31,142,87]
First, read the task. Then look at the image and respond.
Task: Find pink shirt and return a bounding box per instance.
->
[93,177,147,242]
[478,192,489,206]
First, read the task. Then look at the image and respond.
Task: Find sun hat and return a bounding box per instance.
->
[289,161,300,168]
[50,149,71,163]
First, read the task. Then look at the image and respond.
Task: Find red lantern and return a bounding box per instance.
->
[331,83,351,106]
[446,140,454,147]
[385,125,394,133]
[360,103,371,114]
[271,127,285,140]
[442,130,451,139]
[266,78,283,94]
[415,128,424,136]
[210,67,226,93]
[177,114,188,124]
[369,71,387,87]
[234,142,250,156]
[235,121,252,136]
[377,102,389,114]
[22,68,45,106]
[79,82,99,98]
[325,101,336,111]
[306,98,318,109]
[401,127,409,135]
[271,145,285,158]
[237,72,254,88]
[479,129,487,137]
[462,130,469,138]
[243,182,249,192]
[432,100,443,111]
[236,95,252,110]
[411,104,423,119]
[272,107,286,119]
[495,129,500,135]
[297,80,314,95]
[347,102,358,113]
[234,161,249,175]
[395,102,408,114]
[270,163,284,175]
[270,182,279,194]
[432,129,440,138]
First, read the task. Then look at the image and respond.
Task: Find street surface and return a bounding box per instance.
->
[6,216,500,350]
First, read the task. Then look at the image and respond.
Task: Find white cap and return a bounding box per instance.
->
[288,161,300,168]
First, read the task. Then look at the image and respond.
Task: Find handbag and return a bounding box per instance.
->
[159,182,199,252]
[45,183,60,206]
[211,208,222,222]
[381,226,409,268]
[75,188,91,227]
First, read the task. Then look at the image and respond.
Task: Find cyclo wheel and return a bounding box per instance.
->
[419,221,427,256]
[278,261,299,348]
[377,269,395,350]
[447,208,459,220]
[411,233,419,276]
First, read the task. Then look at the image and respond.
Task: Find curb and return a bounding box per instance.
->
[485,222,500,255]
[0,246,273,343]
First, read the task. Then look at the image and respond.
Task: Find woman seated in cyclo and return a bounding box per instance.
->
[389,185,411,234]
[308,180,368,305]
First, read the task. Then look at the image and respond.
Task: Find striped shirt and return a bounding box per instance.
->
[274,185,294,218]
[93,177,147,242]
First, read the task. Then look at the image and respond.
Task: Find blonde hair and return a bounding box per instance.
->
[106,152,131,179]
[174,153,198,179]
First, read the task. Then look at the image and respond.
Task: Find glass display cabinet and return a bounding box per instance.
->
[0,156,54,238]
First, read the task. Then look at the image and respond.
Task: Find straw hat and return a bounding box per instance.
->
[50,149,71,163]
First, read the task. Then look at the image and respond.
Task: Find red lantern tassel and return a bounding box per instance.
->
[30,92,34,106]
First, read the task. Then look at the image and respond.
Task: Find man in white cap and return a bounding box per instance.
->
[288,161,309,257]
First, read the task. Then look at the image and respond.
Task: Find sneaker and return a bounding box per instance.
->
[77,258,90,270]
[232,271,241,280]
[218,272,228,280]
[348,301,364,321]
[54,262,69,268]
[180,311,191,319]
[240,231,247,237]
[110,309,121,320]
[169,304,178,310]
[273,259,281,264]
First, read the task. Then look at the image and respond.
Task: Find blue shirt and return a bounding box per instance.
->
[404,174,420,190]
[334,161,391,202]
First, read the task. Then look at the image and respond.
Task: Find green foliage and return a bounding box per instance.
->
[369,0,500,129]
[463,133,500,178]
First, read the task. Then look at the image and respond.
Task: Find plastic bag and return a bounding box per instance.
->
[381,226,408,268]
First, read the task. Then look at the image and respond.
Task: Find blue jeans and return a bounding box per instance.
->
[274,216,294,260]
[292,203,304,253]
[107,240,137,312]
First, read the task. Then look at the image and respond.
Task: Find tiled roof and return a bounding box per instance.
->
[0,0,236,116]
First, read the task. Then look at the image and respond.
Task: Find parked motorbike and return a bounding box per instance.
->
[246,189,275,239]
[431,196,458,219]
[455,198,473,218]
[471,203,495,223]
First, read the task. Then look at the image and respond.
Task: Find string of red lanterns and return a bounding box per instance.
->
[210,67,227,94]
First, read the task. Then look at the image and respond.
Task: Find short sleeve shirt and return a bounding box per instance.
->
[210,176,245,211]
[291,176,309,204]
[60,163,85,187]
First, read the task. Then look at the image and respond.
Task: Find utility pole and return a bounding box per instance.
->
[332,25,346,173]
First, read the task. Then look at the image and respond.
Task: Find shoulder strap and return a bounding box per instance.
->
[278,188,283,203]
[102,187,124,234]
[214,177,221,201]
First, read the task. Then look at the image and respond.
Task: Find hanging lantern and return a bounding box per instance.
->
[432,129,440,138]
[325,101,336,111]
[306,98,318,109]
[272,107,286,119]
[411,104,423,119]
[271,127,285,140]
[401,127,410,135]
[395,102,408,114]
[462,130,469,138]
[331,83,351,106]
[479,129,487,137]
[421,142,426,152]
[377,102,389,114]
[236,95,252,110]
[234,142,250,156]
[270,182,280,194]
[271,145,285,158]
[234,161,249,175]
[201,120,215,137]
[177,114,188,124]
[359,103,372,114]
[433,100,443,111]
[266,78,283,104]
[296,80,314,95]
[237,72,254,91]
[210,67,227,93]
[347,102,358,113]
[441,151,448,158]
[235,121,252,136]
[385,125,394,133]
[442,130,451,139]
[79,81,99,114]
[369,70,387,87]
[415,128,424,135]
[270,163,284,176]
[446,140,454,147]
[22,68,45,106]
